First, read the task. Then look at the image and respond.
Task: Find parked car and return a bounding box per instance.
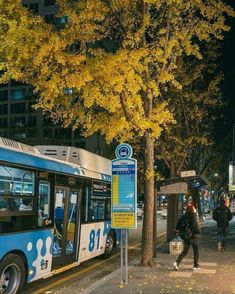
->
[137,204,144,219]
[160,209,167,219]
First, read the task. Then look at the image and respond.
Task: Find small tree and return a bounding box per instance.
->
[0,0,234,266]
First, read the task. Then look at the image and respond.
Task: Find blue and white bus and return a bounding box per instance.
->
[0,137,119,294]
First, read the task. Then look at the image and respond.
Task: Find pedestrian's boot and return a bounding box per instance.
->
[218,241,222,250]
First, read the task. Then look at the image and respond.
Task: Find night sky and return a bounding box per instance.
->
[216,1,235,165]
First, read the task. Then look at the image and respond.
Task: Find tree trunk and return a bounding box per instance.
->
[141,132,155,266]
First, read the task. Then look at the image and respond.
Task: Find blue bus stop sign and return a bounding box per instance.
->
[115,144,133,159]
[111,144,137,229]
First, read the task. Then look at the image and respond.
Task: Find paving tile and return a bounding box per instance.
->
[199,262,217,267]
[168,272,193,278]
[193,269,216,274]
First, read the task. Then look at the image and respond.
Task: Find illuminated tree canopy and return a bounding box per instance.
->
[0,0,234,265]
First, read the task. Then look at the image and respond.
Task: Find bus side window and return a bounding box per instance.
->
[38,180,50,227]
[81,181,91,223]
[0,194,8,211]
[90,199,105,220]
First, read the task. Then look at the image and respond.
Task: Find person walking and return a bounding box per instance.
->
[212,198,233,250]
[173,203,201,271]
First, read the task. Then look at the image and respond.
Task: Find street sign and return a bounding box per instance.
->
[180,170,196,177]
[111,143,137,229]
[158,182,188,194]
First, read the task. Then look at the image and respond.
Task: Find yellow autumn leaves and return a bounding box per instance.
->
[0,0,234,147]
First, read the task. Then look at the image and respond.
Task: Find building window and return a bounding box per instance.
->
[43,116,53,127]
[29,3,39,13]
[55,129,61,139]
[28,129,37,138]
[0,131,7,137]
[0,118,7,128]
[0,90,8,102]
[28,116,37,127]
[43,128,52,137]
[11,103,26,114]
[28,101,36,110]
[44,0,56,6]
[14,132,27,139]
[76,141,86,149]
[55,128,72,139]
[10,89,26,100]
[54,16,68,28]
[11,117,26,128]
[0,104,7,115]
[44,14,54,23]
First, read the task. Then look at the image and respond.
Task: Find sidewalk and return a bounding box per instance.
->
[81,216,235,294]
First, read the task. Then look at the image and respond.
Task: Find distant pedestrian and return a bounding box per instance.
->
[173,203,201,271]
[212,198,232,250]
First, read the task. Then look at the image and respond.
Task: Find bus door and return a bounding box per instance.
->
[52,186,80,267]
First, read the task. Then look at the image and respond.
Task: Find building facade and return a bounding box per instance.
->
[0,0,109,156]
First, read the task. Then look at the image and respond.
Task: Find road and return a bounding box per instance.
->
[129,214,167,243]
[23,216,167,294]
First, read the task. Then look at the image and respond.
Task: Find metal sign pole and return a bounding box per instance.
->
[121,229,128,284]
[124,229,128,284]
[121,229,124,283]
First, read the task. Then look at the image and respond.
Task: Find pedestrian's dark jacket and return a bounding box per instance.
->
[213,203,232,228]
[176,212,200,240]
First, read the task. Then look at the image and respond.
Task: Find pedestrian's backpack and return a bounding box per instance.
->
[184,218,193,239]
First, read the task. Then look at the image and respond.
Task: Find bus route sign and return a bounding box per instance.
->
[111,143,137,229]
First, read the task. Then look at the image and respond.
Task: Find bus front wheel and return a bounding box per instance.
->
[0,253,26,294]
[102,232,115,259]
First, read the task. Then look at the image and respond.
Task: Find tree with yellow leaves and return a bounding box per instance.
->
[0,0,234,266]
